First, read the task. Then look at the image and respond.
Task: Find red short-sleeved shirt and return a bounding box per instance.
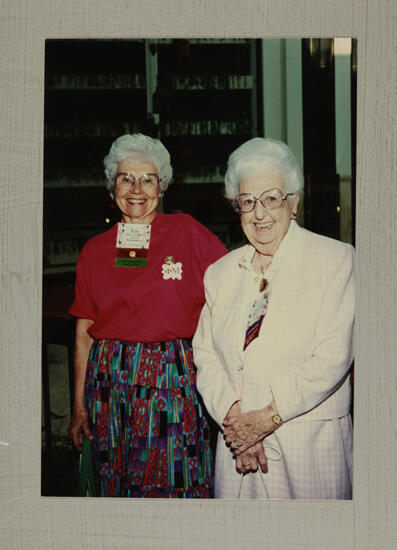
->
[69,213,228,342]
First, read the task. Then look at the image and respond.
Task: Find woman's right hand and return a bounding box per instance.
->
[69,319,95,452]
[68,407,93,452]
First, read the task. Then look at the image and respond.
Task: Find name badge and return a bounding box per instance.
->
[115,223,151,267]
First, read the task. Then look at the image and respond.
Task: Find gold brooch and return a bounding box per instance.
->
[259,278,268,292]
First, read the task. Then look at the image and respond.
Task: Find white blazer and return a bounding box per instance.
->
[193,221,355,427]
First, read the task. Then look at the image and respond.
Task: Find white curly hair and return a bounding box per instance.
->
[103,133,173,192]
[224,137,303,199]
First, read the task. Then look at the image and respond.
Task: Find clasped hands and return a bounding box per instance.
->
[222,401,278,474]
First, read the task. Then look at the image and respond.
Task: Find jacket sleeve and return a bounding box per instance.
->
[193,265,241,427]
[270,244,355,422]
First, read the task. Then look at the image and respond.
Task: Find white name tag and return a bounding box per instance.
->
[116,223,151,249]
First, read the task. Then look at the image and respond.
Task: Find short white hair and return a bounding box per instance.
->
[224,137,304,199]
[103,133,173,191]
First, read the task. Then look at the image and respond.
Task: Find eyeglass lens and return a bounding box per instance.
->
[234,189,286,212]
[115,173,159,188]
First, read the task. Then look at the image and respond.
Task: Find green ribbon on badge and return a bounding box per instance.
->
[114,257,147,267]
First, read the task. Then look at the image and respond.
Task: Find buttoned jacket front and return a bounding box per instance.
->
[193,221,355,427]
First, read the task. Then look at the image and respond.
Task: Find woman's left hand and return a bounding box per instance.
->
[223,407,275,456]
[235,442,268,474]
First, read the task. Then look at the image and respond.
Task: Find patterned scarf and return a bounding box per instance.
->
[243,282,271,350]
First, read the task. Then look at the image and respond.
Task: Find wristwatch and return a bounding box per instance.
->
[268,403,283,427]
[271,413,282,426]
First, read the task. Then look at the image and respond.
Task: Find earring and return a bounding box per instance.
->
[291,212,296,219]
[110,192,114,201]
[159,192,164,199]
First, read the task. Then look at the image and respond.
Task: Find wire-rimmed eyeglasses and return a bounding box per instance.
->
[232,188,295,214]
[114,172,160,191]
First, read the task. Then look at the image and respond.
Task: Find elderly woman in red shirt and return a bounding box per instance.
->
[68,133,227,497]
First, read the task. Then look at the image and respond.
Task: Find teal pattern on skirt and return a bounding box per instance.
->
[85,338,213,497]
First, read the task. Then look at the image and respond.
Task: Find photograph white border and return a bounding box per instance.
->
[0,1,396,549]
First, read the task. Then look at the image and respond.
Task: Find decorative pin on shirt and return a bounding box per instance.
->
[162,256,183,280]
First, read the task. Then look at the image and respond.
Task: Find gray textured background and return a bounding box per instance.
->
[0,1,396,549]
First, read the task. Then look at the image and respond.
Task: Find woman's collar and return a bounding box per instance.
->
[238,220,299,271]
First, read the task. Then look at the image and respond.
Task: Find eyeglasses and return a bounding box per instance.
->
[114,172,160,191]
[232,188,294,214]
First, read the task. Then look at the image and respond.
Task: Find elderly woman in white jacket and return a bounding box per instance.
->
[193,138,354,499]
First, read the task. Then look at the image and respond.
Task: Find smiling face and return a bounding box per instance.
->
[239,170,299,257]
[113,156,160,224]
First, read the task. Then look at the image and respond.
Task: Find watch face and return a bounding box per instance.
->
[272,414,282,425]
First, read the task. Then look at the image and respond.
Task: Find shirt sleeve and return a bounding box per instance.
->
[189,215,229,271]
[270,244,355,422]
[193,265,241,427]
[68,243,97,320]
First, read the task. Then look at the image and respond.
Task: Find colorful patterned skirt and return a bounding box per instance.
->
[85,338,213,498]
